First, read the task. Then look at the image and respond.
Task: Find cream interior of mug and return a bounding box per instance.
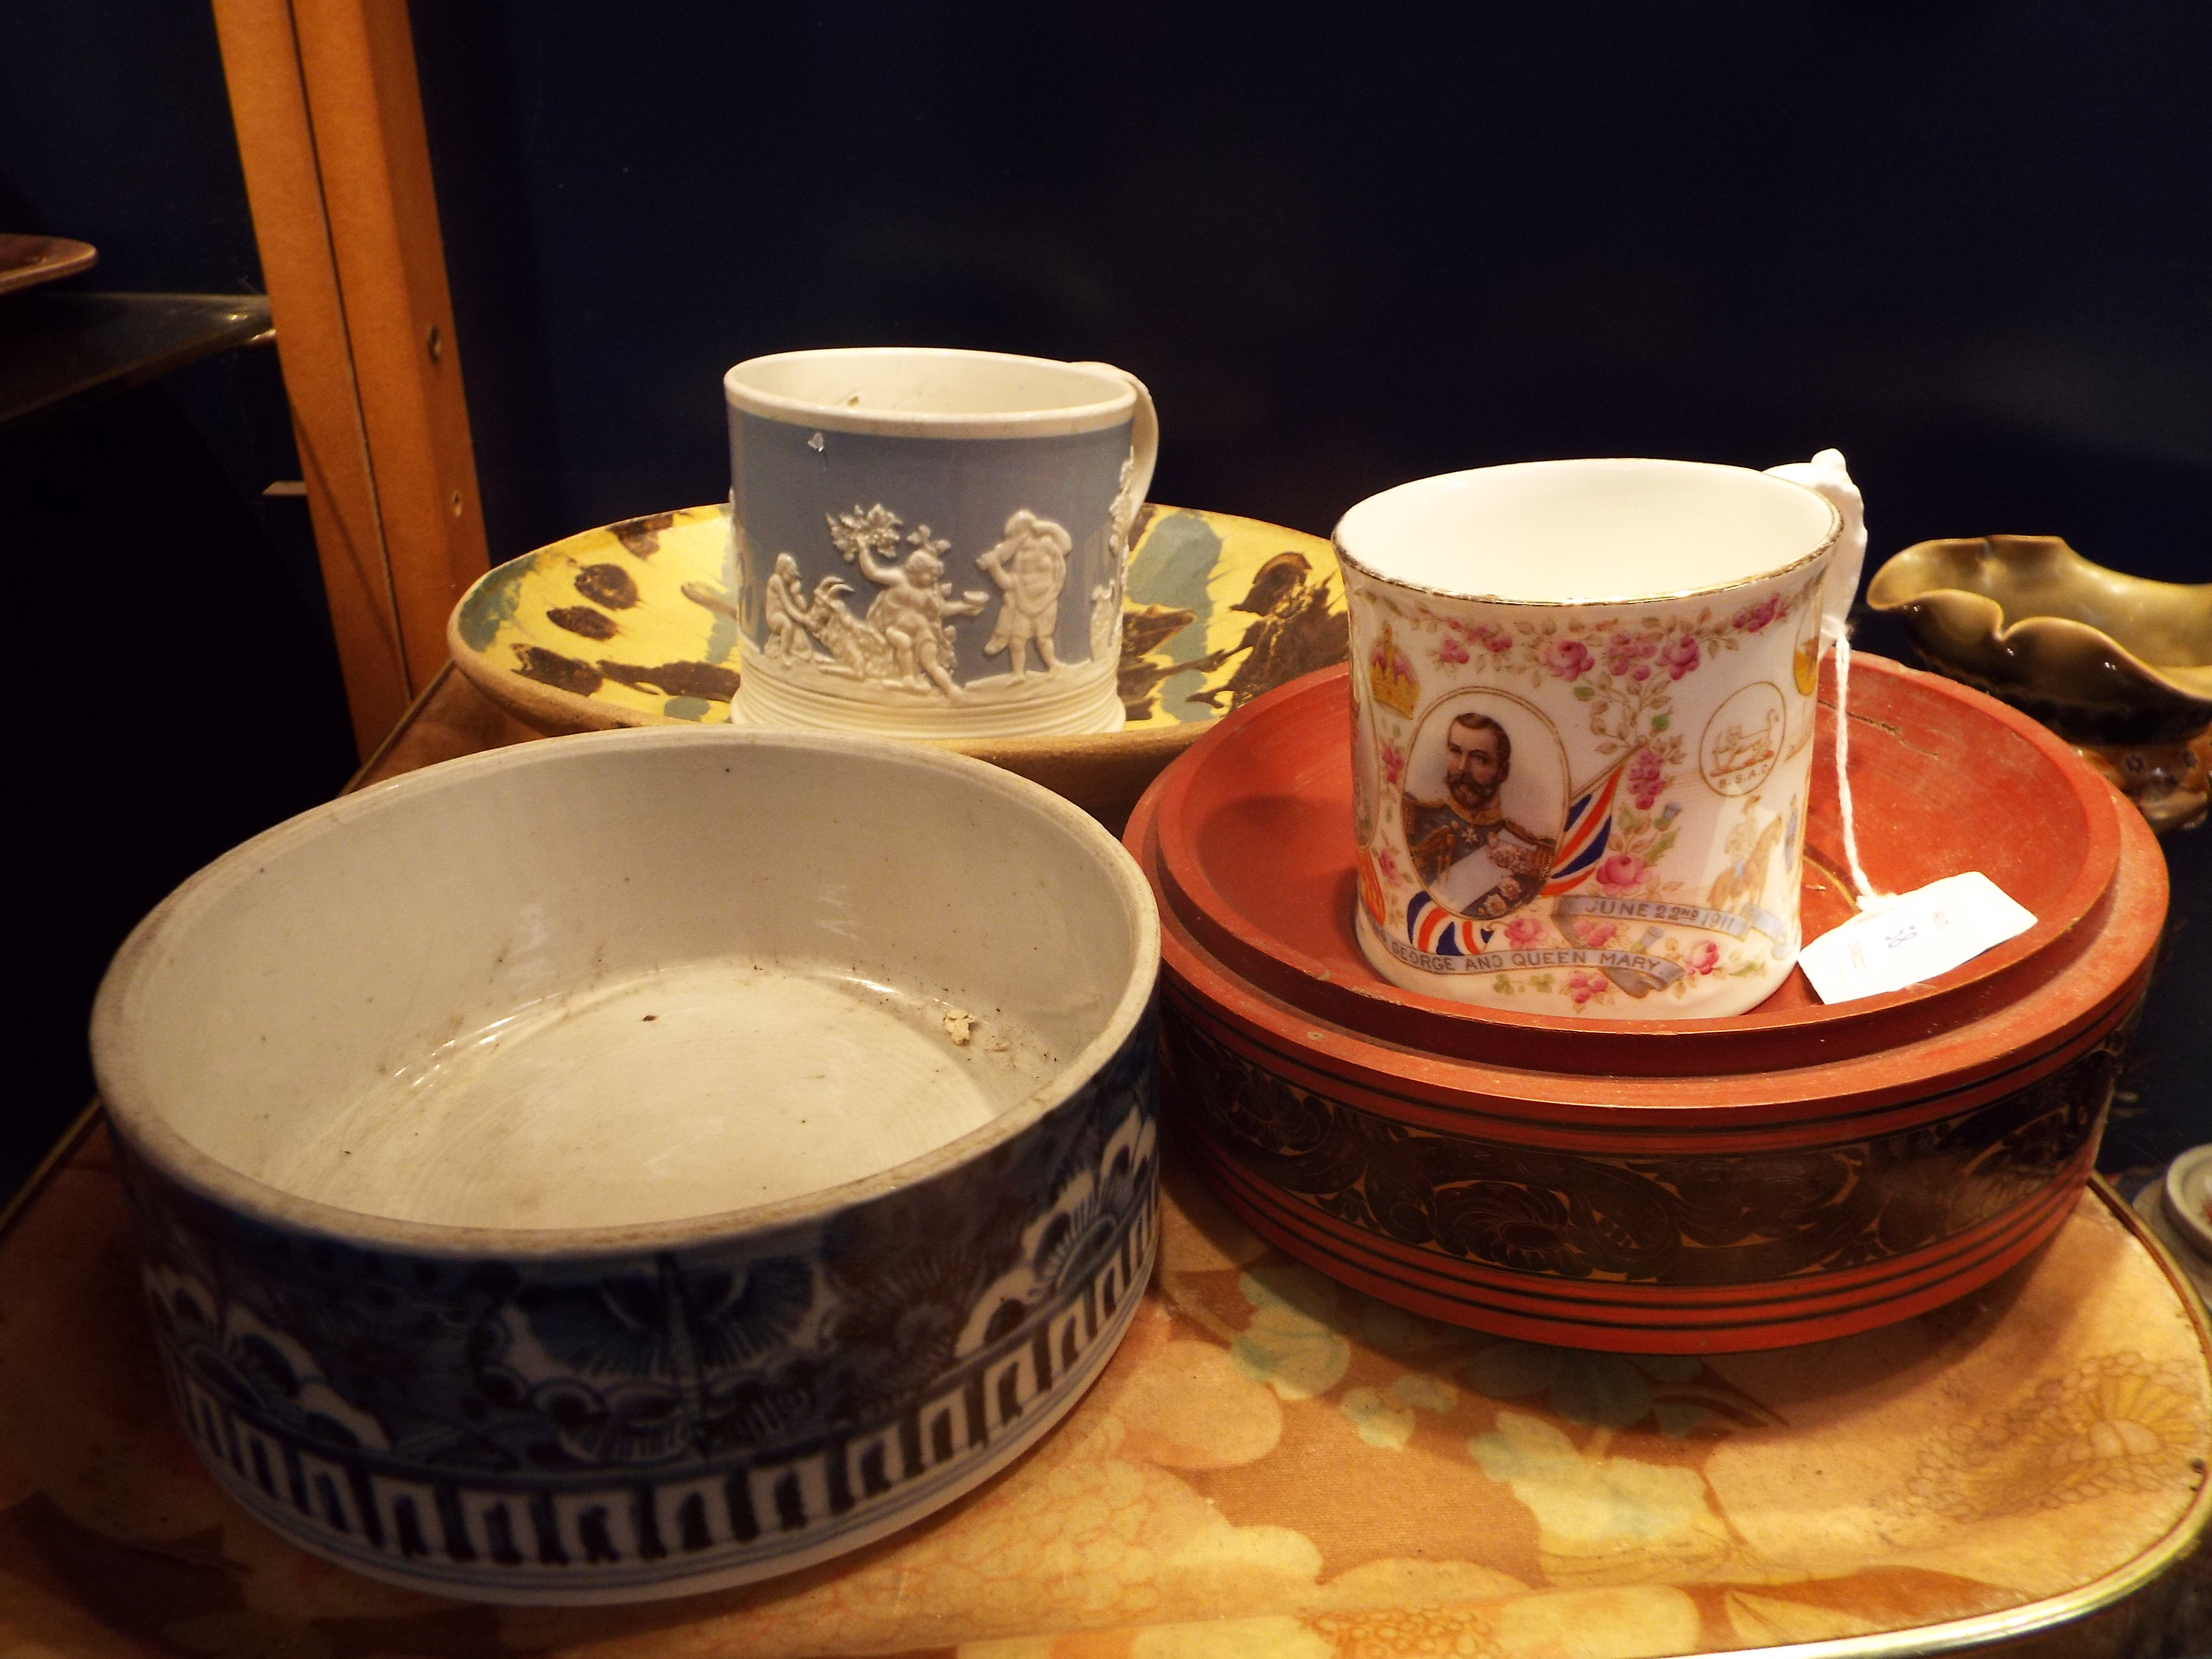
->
[727,347,1130,426]
[95,732,1147,1234]
[1337,459,1838,602]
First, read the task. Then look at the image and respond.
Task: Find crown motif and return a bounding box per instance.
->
[1367,625,1420,719]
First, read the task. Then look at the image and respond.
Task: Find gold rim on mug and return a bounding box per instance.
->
[1332,457,1844,609]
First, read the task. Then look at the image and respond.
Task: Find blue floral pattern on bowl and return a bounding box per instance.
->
[117,1026,1157,1603]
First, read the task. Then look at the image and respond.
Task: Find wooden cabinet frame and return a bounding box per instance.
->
[212,0,486,755]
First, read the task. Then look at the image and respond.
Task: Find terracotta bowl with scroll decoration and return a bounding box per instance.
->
[1129,659,2166,1353]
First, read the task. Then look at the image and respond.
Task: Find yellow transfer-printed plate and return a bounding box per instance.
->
[447,503,1346,819]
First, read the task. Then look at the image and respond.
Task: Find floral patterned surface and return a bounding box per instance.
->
[0,1126,2205,1658]
[1348,570,1826,1012]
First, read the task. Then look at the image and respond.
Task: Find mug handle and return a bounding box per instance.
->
[1073,362,1158,516]
[1764,449,1865,650]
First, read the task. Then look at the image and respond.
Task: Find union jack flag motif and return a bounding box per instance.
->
[1540,759,1626,897]
[1398,758,1629,956]
[1406,890,1487,957]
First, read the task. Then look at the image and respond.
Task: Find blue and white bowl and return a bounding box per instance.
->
[91,727,1159,1603]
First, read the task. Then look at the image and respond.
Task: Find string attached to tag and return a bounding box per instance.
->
[1763,449,1890,919]
[1827,627,1894,915]
[1762,451,2036,1002]
[1802,624,2038,1001]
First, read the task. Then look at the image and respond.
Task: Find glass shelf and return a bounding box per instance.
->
[0,289,273,432]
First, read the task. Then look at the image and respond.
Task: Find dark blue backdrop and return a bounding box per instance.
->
[409,2,2211,587]
[2,1,352,1193]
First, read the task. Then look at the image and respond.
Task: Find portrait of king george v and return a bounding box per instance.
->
[1400,693,1566,921]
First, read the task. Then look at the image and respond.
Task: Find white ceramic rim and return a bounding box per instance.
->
[724,346,1137,438]
[2165,1144,2212,1261]
[1332,457,1844,606]
[91,724,1161,1258]
[733,645,1126,739]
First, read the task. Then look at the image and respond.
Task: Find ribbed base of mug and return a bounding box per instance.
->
[733,651,1125,740]
[1353,904,1793,1021]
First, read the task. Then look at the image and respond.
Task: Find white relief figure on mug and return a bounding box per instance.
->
[1089,580,1122,663]
[977,510,1073,680]
[1085,451,1141,670]
[774,505,989,698]
[1400,693,1565,923]
[847,517,987,698]
[763,552,818,665]
[1106,451,1139,561]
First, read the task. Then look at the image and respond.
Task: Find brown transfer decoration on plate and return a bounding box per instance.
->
[545,605,619,641]
[1114,552,1350,723]
[1184,550,1348,713]
[574,563,640,609]
[609,512,677,557]
[596,659,741,701]
[512,645,604,696]
[1117,604,1199,720]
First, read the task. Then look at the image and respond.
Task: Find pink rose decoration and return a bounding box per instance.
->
[1377,849,1403,884]
[1438,635,1469,664]
[1577,919,1618,949]
[1627,747,1665,811]
[1567,969,1603,1005]
[1381,740,1406,785]
[1595,851,1647,893]
[1605,633,1657,676]
[1731,594,1781,633]
[1687,939,1721,975]
[1504,916,1544,948]
[1541,638,1594,679]
[1475,624,1514,654]
[1663,634,1701,679]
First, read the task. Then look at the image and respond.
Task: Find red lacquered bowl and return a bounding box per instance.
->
[1127,657,2167,1353]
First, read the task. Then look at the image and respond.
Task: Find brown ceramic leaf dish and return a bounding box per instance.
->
[1869,536,2212,830]
[1868,536,2211,743]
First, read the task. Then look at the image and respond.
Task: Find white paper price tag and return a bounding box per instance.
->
[1798,872,2037,1005]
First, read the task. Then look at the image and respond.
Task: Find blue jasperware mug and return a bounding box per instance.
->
[724,347,1157,740]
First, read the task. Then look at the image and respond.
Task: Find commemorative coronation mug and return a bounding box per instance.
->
[1338,451,1865,1020]
[725,347,1157,740]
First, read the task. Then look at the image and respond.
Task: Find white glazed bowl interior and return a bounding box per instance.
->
[1336,458,1839,603]
[724,347,1133,434]
[94,726,1157,1244]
